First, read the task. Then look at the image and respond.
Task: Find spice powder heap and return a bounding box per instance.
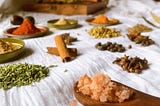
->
[77,73,134,103]
[0,39,22,54]
[91,15,109,24]
[91,15,119,24]
[54,18,70,25]
[88,26,121,38]
[12,19,40,35]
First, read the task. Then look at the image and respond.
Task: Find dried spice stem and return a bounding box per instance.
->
[47,47,77,57]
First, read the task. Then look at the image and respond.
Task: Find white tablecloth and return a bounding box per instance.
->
[0,0,160,106]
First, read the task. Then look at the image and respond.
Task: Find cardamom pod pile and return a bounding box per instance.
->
[127,33,155,46]
[113,55,148,73]
[95,42,126,52]
[0,63,49,90]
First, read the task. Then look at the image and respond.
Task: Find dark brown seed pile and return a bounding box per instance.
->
[95,42,126,52]
[127,33,154,46]
[113,55,148,73]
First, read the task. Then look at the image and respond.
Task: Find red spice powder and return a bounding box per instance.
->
[12,19,40,35]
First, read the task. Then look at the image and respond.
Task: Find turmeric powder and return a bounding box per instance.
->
[12,19,40,35]
[91,15,119,24]
[91,15,109,24]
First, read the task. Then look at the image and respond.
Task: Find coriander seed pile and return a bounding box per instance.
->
[87,26,121,38]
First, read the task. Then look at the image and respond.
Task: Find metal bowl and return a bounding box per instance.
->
[3,26,49,39]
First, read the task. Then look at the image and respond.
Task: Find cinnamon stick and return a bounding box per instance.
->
[47,47,77,57]
[54,35,71,62]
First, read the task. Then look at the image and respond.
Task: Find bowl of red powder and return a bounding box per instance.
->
[4,19,49,39]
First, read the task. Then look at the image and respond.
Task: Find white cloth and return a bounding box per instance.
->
[0,0,160,106]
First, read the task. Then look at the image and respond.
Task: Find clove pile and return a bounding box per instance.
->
[95,42,126,52]
[113,55,148,73]
[127,33,155,46]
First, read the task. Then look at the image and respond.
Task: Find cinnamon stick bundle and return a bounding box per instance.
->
[54,35,71,62]
[47,47,77,57]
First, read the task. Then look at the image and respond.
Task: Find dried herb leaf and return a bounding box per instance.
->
[48,64,58,68]
[64,69,68,72]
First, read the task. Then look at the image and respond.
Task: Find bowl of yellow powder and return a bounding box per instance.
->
[0,38,25,63]
[47,18,78,29]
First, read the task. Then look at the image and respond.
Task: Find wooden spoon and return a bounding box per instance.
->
[74,81,160,106]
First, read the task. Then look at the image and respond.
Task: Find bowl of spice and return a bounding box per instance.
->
[4,19,49,39]
[74,73,160,106]
[0,38,25,63]
[47,18,78,29]
[86,15,120,26]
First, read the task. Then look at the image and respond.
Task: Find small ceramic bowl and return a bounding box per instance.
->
[3,26,49,39]
[47,19,78,29]
[0,38,25,63]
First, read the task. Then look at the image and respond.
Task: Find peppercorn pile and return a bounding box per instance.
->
[128,24,152,34]
[113,55,148,73]
[87,26,121,38]
[95,42,126,52]
[0,63,49,90]
[127,33,155,46]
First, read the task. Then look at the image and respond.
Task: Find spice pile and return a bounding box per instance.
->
[12,19,40,35]
[128,24,152,34]
[113,55,148,73]
[91,15,119,24]
[88,26,121,38]
[0,63,49,90]
[77,73,134,103]
[127,33,155,46]
[54,18,70,25]
[95,42,126,52]
[0,39,22,54]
